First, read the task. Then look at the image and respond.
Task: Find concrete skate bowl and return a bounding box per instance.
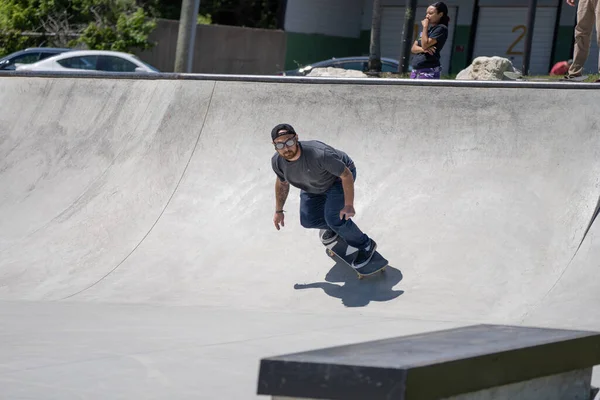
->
[1,74,599,398]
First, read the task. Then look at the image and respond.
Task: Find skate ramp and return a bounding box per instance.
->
[1,75,599,398]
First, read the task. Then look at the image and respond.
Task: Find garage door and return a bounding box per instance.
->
[473,7,557,75]
[381,6,456,74]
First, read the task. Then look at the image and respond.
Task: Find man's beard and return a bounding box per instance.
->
[282,148,297,160]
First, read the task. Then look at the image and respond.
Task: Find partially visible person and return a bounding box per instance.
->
[564,0,599,79]
[410,2,450,79]
[550,59,573,75]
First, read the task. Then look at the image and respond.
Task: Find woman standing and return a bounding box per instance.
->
[410,2,450,79]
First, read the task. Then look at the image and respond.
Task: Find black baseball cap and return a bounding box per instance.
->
[271,123,296,141]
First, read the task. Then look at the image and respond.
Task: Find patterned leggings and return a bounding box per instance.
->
[410,66,442,79]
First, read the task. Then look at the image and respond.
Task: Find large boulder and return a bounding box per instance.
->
[456,56,518,81]
[307,67,367,78]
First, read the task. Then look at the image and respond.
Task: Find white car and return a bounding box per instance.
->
[16,50,159,73]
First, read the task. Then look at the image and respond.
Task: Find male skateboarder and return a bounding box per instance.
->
[270,123,377,268]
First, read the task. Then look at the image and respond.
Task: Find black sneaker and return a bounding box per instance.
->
[320,229,338,245]
[352,239,377,268]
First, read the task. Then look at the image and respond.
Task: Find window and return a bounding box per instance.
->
[13,53,41,64]
[96,56,138,72]
[1,53,41,70]
[57,56,97,70]
[335,61,367,71]
[382,62,398,73]
[39,52,61,60]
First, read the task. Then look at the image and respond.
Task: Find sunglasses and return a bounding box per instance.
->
[273,136,297,150]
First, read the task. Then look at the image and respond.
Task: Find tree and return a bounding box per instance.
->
[77,5,156,52]
[400,0,418,73]
[368,0,382,73]
[0,0,43,54]
[0,0,156,57]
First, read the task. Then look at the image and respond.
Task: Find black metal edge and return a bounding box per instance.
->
[466,0,480,66]
[262,324,600,363]
[257,359,408,400]
[1,70,599,89]
[549,0,563,66]
[406,335,600,399]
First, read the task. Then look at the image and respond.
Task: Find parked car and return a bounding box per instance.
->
[16,50,160,73]
[0,47,72,70]
[282,56,400,76]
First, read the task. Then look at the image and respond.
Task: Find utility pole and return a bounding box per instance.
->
[368,0,383,73]
[174,0,201,73]
[400,0,418,73]
[522,0,538,75]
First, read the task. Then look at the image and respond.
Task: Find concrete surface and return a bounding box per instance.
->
[1,75,600,399]
[259,325,600,399]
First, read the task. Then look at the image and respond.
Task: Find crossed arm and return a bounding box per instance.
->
[411,27,438,54]
[411,39,437,54]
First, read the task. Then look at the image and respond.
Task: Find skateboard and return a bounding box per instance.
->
[559,75,590,82]
[321,229,388,279]
[503,71,549,81]
[503,71,590,82]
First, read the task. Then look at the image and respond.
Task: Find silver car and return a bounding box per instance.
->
[16,50,160,73]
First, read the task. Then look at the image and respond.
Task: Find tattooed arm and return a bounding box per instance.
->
[274,179,289,230]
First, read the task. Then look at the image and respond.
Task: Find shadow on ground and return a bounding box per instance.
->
[294,260,404,307]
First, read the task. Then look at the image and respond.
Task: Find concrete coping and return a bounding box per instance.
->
[1,70,600,89]
[257,324,600,400]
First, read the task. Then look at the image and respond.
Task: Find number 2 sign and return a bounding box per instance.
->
[507,25,527,56]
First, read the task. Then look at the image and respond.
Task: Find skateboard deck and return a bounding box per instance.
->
[560,75,589,82]
[503,71,550,81]
[320,229,388,279]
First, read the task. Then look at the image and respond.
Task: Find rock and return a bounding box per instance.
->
[307,67,367,78]
[455,56,517,81]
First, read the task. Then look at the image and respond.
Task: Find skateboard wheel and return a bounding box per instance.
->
[358,275,364,280]
[327,249,334,257]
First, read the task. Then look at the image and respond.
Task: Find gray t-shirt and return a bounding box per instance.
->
[271,140,355,194]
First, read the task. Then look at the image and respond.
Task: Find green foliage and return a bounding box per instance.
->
[77,7,156,51]
[0,0,39,54]
[197,14,212,25]
[0,0,157,57]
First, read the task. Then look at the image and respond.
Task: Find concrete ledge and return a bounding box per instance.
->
[272,369,593,400]
[443,368,592,400]
[257,325,600,400]
[1,70,600,89]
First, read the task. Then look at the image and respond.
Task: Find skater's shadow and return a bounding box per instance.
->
[294,260,404,307]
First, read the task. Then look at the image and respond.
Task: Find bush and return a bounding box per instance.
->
[0,0,156,57]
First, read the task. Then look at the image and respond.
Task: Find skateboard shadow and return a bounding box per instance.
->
[294,260,404,308]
